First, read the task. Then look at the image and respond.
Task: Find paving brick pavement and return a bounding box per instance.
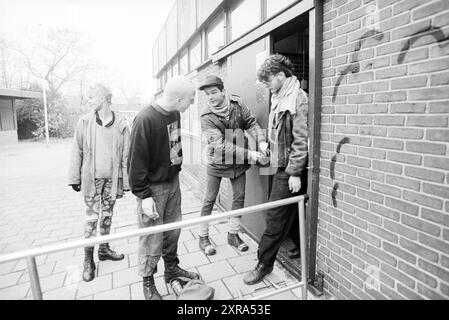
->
[0,139,322,300]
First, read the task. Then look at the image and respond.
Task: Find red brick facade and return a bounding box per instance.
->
[317,0,449,299]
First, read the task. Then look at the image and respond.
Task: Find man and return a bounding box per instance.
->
[68,84,130,282]
[243,54,308,285]
[198,75,266,256]
[128,76,200,300]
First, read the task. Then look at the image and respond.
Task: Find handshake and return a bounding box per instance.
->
[248,141,270,166]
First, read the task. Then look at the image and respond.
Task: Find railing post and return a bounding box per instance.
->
[298,198,308,300]
[26,257,43,300]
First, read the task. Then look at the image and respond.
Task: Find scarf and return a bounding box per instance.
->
[268,76,300,142]
[210,94,230,120]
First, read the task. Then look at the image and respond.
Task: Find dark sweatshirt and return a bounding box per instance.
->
[128,103,182,199]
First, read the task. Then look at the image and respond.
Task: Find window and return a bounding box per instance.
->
[197,0,222,26]
[167,64,173,79]
[189,95,200,135]
[266,0,295,18]
[158,25,167,71]
[189,37,202,71]
[166,5,178,61]
[157,76,163,92]
[230,0,261,41]
[207,15,225,58]
[172,59,179,76]
[178,0,196,48]
[179,50,188,75]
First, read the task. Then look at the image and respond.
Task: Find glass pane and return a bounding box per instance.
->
[189,95,200,134]
[197,0,222,26]
[152,42,159,77]
[231,0,261,41]
[179,50,188,75]
[207,15,224,58]
[158,25,167,71]
[178,0,196,48]
[172,59,179,76]
[267,0,295,18]
[166,5,178,60]
[189,37,202,71]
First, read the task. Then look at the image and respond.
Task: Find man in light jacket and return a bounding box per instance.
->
[68,84,130,282]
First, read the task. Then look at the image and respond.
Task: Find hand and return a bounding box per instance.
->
[71,184,81,192]
[141,197,160,220]
[248,150,264,164]
[258,141,270,157]
[288,176,301,194]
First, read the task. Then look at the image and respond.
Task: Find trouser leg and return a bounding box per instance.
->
[257,170,298,267]
[99,179,116,236]
[161,175,182,270]
[137,180,170,277]
[199,175,222,237]
[228,173,246,234]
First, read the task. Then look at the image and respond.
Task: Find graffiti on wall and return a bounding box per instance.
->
[332,25,449,102]
[330,137,350,207]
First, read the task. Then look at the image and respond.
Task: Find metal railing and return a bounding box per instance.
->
[0,195,308,300]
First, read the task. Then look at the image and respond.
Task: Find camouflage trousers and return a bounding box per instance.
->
[83,178,119,240]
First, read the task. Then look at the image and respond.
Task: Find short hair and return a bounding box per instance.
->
[257,54,295,82]
[164,76,196,101]
[90,84,112,104]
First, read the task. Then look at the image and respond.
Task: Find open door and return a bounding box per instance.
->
[224,37,271,240]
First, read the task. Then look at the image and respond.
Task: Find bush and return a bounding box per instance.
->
[16,96,81,140]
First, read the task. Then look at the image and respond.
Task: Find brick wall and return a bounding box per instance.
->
[318,0,449,299]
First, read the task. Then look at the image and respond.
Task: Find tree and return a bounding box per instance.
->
[0,37,29,89]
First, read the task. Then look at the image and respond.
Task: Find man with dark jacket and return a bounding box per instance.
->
[198,75,267,256]
[128,76,200,300]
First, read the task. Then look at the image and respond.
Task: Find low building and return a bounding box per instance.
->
[152,0,449,300]
[0,88,42,144]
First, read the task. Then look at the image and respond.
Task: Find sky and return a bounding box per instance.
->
[0,0,175,103]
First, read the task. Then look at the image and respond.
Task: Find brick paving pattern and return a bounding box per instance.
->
[0,140,321,300]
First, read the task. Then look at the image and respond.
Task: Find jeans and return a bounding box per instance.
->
[199,173,246,237]
[257,168,304,267]
[137,174,181,277]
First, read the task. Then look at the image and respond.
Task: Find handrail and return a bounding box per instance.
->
[0,195,308,300]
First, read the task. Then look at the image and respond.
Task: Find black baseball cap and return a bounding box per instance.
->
[198,75,224,91]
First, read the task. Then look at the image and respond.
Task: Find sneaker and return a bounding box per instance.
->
[199,236,216,256]
[164,265,200,284]
[227,233,249,252]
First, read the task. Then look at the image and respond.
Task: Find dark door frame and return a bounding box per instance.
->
[267,0,323,291]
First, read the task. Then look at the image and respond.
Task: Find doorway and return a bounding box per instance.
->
[269,13,310,278]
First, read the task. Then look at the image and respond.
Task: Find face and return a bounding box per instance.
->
[203,86,226,108]
[177,91,196,113]
[261,72,285,94]
[87,88,107,111]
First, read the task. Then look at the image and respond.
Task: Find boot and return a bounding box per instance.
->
[143,276,162,300]
[98,243,125,261]
[199,235,216,256]
[82,247,96,282]
[227,232,249,252]
[164,265,200,284]
[243,262,273,285]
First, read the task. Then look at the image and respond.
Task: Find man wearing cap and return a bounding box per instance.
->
[198,75,267,256]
